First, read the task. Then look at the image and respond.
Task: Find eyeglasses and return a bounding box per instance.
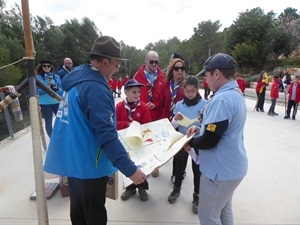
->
[149,60,159,65]
[109,59,120,69]
[173,66,185,71]
[42,65,51,68]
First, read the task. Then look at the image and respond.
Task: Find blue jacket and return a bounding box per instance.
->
[36,73,62,105]
[44,64,137,179]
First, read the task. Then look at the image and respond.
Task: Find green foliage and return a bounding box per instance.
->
[0,66,23,86]
[0,3,299,86]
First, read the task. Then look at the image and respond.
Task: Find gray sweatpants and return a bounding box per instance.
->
[198,174,243,225]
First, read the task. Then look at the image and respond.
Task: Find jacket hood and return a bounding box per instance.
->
[61,64,107,91]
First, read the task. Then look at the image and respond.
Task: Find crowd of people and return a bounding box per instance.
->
[36,35,299,225]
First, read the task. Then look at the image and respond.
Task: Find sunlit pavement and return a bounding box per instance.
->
[0,88,299,225]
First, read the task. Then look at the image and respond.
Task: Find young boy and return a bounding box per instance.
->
[115,79,152,201]
[168,75,207,214]
[236,73,246,95]
[284,74,300,120]
[268,74,280,116]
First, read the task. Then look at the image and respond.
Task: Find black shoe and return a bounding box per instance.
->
[192,193,199,214]
[292,116,295,120]
[168,186,181,204]
[273,112,279,116]
[256,108,259,112]
[284,116,290,119]
[121,188,136,200]
[267,112,274,116]
[138,188,148,201]
[260,109,265,112]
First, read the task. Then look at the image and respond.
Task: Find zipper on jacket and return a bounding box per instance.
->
[96,148,102,169]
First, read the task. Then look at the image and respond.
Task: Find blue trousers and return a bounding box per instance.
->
[40,104,59,138]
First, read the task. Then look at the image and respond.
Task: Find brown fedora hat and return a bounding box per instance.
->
[89,36,129,61]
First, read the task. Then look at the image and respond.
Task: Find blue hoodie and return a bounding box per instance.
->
[44,64,137,179]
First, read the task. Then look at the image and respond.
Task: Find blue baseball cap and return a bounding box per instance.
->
[124,79,145,89]
[198,53,237,76]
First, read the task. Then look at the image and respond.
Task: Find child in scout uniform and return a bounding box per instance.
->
[116,79,152,201]
[168,75,207,214]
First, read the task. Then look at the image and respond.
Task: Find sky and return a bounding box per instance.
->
[6,0,300,50]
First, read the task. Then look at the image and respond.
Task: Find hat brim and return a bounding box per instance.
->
[82,51,130,61]
[125,84,145,89]
[196,69,206,76]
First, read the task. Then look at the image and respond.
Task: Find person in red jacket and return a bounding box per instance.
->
[236,73,246,95]
[284,74,300,120]
[111,77,117,98]
[268,75,280,116]
[123,74,130,85]
[133,50,166,177]
[160,58,185,120]
[202,77,210,100]
[117,77,123,97]
[133,50,166,122]
[115,79,151,201]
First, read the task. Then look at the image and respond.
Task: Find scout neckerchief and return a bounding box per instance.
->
[124,98,140,121]
[170,79,180,120]
[144,67,158,102]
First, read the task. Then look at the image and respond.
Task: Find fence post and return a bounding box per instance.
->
[0,92,15,140]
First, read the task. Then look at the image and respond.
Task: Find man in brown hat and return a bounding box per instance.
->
[44,36,147,225]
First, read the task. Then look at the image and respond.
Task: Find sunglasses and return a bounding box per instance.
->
[42,65,51,68]
[173,66,185,71]
[149,60,159,65]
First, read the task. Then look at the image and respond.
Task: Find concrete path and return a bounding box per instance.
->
[0,91,299,225]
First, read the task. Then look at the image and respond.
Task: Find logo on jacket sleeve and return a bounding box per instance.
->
[206,123,216,132]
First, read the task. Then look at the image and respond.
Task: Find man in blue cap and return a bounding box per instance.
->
[185,53,248,224]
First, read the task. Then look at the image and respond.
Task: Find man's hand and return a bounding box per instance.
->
[129,168,147,185]
[186,125,200,137]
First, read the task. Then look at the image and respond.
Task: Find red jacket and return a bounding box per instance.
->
[123,76,129,85]
[111,78,117,90]
[237,78,246,93]
[159,80,184,120]
[133,65,166,121]
[270,78,279,99]
[108,79,113,90]
[116,100,152,130]
[202,78,208,88]
[288,82,300,103]
[117,79,123,89]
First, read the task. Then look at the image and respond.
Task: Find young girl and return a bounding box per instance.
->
[116,79,151,201]
[168,75,207,214]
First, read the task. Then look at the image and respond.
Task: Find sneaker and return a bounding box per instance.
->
[267,112,274,116]
[192,193,199,214]
[168,186,181,204]
[151,168,159,177]
[284,116,290,119]
[121,188,136,201]
[138,188,148,201]
[292,116,295,120]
